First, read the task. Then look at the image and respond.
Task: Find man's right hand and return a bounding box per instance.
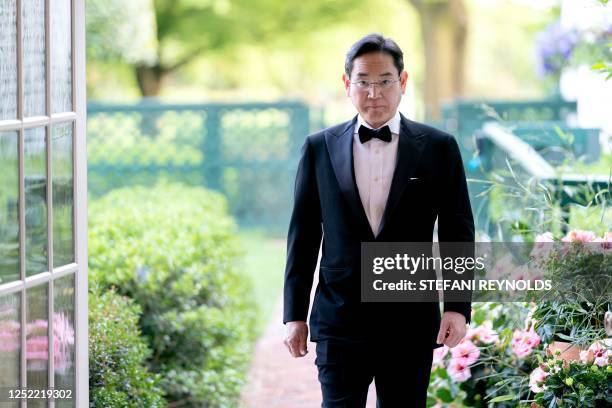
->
[284,321,309,358]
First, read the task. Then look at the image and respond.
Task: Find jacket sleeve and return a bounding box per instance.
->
[437,135,475,324]
[283,137,323,323]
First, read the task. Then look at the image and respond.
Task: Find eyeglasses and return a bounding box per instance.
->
[350,78,400,91]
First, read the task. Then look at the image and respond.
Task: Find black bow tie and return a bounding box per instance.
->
[358,125,392,144]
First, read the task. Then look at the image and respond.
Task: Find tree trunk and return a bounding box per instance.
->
[135,65,167,97]
[410,0,468,121]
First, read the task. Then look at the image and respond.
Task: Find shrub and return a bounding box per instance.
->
[89,286,165,407]
[532,347,611,408]
[89,183,257,407]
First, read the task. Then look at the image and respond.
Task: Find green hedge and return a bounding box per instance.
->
[89,287,165,407]
[89,183,257,407]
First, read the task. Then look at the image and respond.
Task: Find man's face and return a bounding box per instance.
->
[343,52,408,129]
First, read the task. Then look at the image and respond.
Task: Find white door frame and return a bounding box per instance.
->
[0,0,87,405]
[73,0,88,405]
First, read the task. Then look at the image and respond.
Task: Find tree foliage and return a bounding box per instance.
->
[87,0,364,96]
[86,0,157,65]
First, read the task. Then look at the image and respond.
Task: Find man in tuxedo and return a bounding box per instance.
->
[283,33,474,407]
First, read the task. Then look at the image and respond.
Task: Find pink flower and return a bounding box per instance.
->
[54,312,75,373]
[54,312,75,347]
[447,358,472,382]
[26,320,49,368]
[512,328,541,358]
[451,339,480,366]
[580,340,611,367]
[579,349,590,363]
[509,264,546,286]
[20,314,75,373]
[26,319,48,336]
[561,230,597,243]
[467,321,498,344]
[432,345,449,368]
[0,320,20,352]
[529,366,548,393]
[535,232,554,242]
[489,253,517,279]
[509,264,530,281]
[26,336,48,361]
[531,232,555,261]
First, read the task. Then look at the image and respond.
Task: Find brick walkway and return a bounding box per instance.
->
[241,281,377,408]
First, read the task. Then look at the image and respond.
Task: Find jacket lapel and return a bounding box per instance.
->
[325,116,375,239]
[377,114,428,235]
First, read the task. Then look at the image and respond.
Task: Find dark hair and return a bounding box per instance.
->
[345,33,404,78]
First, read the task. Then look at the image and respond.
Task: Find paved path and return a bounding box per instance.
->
[241,280,377,408]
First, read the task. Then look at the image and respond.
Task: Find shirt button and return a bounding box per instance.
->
[374,177,379,182]
[374,149,379,154]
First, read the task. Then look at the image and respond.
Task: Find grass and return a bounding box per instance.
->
[236,228,287,336]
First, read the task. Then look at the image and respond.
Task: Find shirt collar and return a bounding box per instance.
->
[355,110,401,135]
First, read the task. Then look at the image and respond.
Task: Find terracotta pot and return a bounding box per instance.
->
[548,341,582,362]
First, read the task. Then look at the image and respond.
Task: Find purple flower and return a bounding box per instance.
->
[535,22,579,77]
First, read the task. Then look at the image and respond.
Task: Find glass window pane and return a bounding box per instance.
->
[0,291,21,408]
[0,0,17,120]
[51,0,72,113]
[22,0,46,117]
[26,284,48,408]
[52,123,73,267]
[25,127,48,276]
[53,274,75,408]
[0,131,20,284]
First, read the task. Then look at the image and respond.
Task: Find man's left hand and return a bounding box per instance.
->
[436,311,467,348]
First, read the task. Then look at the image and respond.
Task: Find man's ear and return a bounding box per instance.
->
[400,71,408,94]
[342,73,351,96]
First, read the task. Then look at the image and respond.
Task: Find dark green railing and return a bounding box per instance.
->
[475,122,610,235]
[440,98,610,234]
[87,100,311,232]
[442,98,578,155]
[87,98,608,235]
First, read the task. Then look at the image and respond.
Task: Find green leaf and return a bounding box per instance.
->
[489,395,514,402]
[437,367,449,379]
[426,396,438,407]
[436,388,454,403]
[473,308,487,325]
[556,332,574,341]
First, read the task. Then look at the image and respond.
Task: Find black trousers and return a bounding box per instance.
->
[315,340,434,408]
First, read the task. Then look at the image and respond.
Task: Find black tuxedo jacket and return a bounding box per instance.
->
[283,114,474,348]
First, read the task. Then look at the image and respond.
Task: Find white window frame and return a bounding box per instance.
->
[0,0,87,406]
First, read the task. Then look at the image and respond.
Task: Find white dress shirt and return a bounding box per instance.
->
[353,110,400,237]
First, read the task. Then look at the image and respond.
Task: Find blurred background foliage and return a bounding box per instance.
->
[85,0,559,120]
[84,0,610,322]
[81,1,610,406]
